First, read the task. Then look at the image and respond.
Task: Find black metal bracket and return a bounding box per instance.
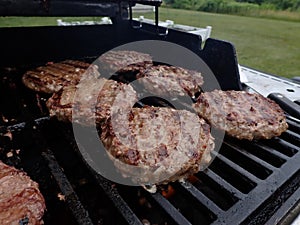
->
[268,93,300,120]
[129,1,142,29]
[154,5,168,36]
[128,2,168,36]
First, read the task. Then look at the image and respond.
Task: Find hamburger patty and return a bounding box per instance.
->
[0,161,46,225]
[46,77,137,126]
[22,60,99,94]
[100,107,215,185]
[136,65,204,97]
[193,90,288,140]
[99,50,152,73]
[116,61,153,74]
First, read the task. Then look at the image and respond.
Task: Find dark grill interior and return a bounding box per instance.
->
[1,114,299,225]
[1,19,300,225]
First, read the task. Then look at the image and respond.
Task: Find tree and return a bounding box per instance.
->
[265,0,294,10]
[173,0,203,10]
[236,0,263,5]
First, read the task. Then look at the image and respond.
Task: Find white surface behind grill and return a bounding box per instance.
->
[240,66,300,102]
[134,16,212,41]
[292,215,300,225]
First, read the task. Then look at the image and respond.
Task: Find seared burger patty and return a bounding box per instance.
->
[193,90,288,140]
[46,77,137,126]
[22,60,99,94]
[0,161,46,225]
[116,61,153,74]
[136,65,204,97]
[101,107,215,185]
[99,50,152,73]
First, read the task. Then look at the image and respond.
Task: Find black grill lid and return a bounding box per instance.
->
[0,0,161,17]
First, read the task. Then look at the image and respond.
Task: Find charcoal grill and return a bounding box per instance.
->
[1,1,300,224]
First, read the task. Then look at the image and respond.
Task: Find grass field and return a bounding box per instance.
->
[0,17,101,27]
[139,8,300,79]
[0,8,299,78]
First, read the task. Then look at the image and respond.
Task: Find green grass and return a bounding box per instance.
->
[255,9,300,22]
[137,8,300,78]
[1,10,299,78]
[0,16,103,27]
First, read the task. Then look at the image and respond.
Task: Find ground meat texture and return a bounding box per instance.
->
[193,90,288,140]
[136,65,204,97]
[100,107,215,185]
[113,61,154,83]
[22,60,99,94]
[116,61,153,74]
[46,85,75,123]
[98,50,153,74]
[0,161,46,225]
[46,77,137,126]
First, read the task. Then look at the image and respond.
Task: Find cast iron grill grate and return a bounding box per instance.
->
[1,5,299,223]
[1,105,300,225]
[1,62,300,225]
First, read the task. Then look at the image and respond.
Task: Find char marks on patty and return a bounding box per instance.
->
[100,107,215,185]
[193,90,288,140]
[46,77,138,126]
[136,65,204,97]
[99,50,153,74]
[22,60,99,94]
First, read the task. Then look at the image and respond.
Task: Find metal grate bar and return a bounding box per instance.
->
[4,116,50,133]
[276,138,300,152]
[270,138,300,157]
[151,192,192,225]
[92,173,143,225]
[241,169,300,225]
[266,187,300,225]
[42,150,94,225]
[223,140,276,171]
[204,169,245,200]
[57,123,143,225]
[211,145,300,224]
[287,118,300,133]
[179,181,224,216]
[235,140,287,168]
[281,130,300,147]
[216,153,261,184]
[250,141,290,161]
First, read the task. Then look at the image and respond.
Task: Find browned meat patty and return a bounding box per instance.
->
[98,50,152,73]
[46,85,76,123]
[22,60,99,94]
[136,65,204,97]
[46,77,137,126]
[193,90,288,140]
[0,161,46,225]
[101,107,215,185]
[115,61,153,76]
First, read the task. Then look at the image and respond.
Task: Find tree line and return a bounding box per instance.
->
[164,0,300,14]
